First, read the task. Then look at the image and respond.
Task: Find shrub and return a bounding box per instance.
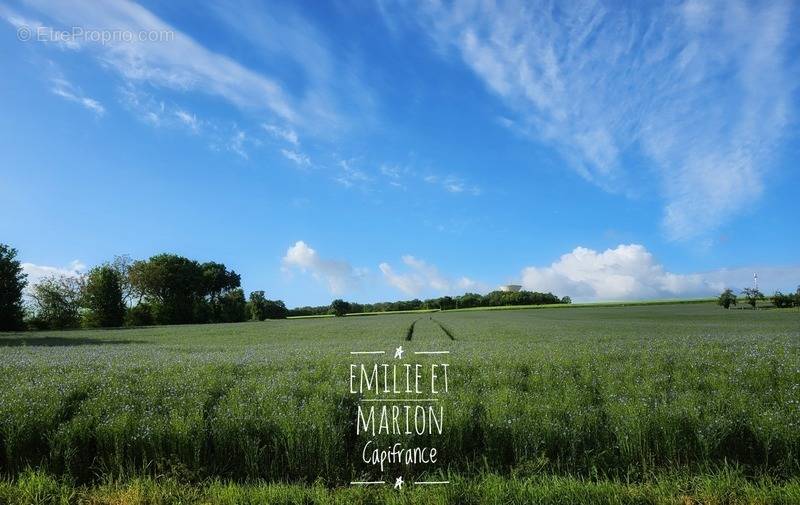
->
[330,299,351,317]
[717,289,737,309]
[126,303,154,326]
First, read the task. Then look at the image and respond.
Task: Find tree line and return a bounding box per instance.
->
[0,244,288,331]
[717,286,800,309]
[293,290,571,317]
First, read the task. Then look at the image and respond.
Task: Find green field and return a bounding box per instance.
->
[1,303,799,504]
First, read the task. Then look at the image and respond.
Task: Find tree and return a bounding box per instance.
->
[0,243,27,331]
[561,296,572,304]
[330,299,351,317]
[111,255,136,305]
[741,287,764,309]
[717,289,737,309]
[772,291,794,309]
[129,254,205,325]
[218,288,247,322]
[249,290,269,321]
[126,303,153,326]
[83,265,126,327]
[263,299,288,319]
[29,275,83,330]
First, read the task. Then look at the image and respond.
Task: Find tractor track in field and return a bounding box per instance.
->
[405,318,420,341]
[431,318,457,340]
[406,316,457,341]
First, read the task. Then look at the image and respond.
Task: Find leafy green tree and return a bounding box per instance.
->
[0,243,27,331]
[125,303,154,326]
[458,293,483,309]
[218,288,247,322]
[561,296,572,304]
[111,254,136,305]
[772,291,794,309]
[717,289,737,309]
[330,299,351,317]
[741,287,764,309]
[129,254,205,325]
[83,265,126,327]
[263,299,288,319]
[249,290,269,321]
[29,275,83,330]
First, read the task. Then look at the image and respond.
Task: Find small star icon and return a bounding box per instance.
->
[394,476,404,489]
[394,345,404,359]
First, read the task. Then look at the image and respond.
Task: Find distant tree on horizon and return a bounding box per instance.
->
[330,299,350,317]
[741,287,764,309]
[717,289,737,309]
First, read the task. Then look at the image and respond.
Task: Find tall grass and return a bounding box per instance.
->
[0,304,797,489]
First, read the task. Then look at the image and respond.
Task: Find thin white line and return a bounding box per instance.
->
[413,351,450,354]
[349,351,386,354]
[360,398,439,402]
[350,481,385,485]
[414,481,450,485]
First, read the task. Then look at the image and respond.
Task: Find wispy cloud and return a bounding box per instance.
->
[423,174,481,195]
[380,255,485,296]
[415,0,797,240]
[263,123,299,146]
[281,148,311,167]
[335,159,370,188]
[174,109,199,132]
[228,130,248,159]
[15,0,297,122]
[282,240,366,294]
[206,0,376,137]
[50,77,105,116]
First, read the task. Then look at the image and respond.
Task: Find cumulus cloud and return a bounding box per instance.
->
[282,241,364,294]
[521,244,720,300]
[22,259,86,288]
[380,255,485,296]
[415,0,796,240]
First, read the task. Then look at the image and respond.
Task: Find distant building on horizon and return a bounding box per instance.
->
[498,284,522,292]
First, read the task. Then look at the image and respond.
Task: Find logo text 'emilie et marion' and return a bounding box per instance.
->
[348,345,450,488]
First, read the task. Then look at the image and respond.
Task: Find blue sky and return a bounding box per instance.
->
[1,0,798,306]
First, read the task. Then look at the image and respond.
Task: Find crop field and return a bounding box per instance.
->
[0,303,799,504]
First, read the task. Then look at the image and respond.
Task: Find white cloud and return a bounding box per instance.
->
[422,174,480,196]
[174,109,199,132]
[281,148,311,167]
[228,130,248,159]
[282,241,365,294]
[335,159,370,188]
[415,0,796,240]
[50,78,105,116]
[263,124,299,146]
[207,0,376,136]
[520,243,800,301]
[521,244,720,300]
[16,0,297,122]
[22,259,86,288]
[380,255,486,296]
